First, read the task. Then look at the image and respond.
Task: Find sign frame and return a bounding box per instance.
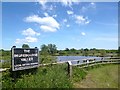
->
[11,46,39,71]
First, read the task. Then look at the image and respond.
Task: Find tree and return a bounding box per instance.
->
[100,49,106,57]
[83,48,89,56]
[90,48,96,56]
[22,44,30,48]
[65,48,69,51]
[40,44,49,55]
[40,44,57,55]
[48,44,57,55]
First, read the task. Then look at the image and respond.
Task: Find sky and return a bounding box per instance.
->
[2,1,118,50]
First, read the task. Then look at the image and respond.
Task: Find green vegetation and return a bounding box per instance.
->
[22,44,30,48]
[57,48,118,57]
[73,64,119,88]
[0,44,119,68]
[40,44,57,55]
[40,55,57,64]
[2,64,72,88]
[0,44,119,88]
[1,64,119,88]
[72,67,87,82]
[0,44,118,62]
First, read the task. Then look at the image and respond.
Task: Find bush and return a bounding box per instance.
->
[2,62,11,68]
[40,55,57,64]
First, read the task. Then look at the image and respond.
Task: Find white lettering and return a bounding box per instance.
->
[24,50,30,53]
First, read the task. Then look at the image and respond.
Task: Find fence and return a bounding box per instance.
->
[0,57,120,77]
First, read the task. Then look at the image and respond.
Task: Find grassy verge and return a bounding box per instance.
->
[73,64,119,88]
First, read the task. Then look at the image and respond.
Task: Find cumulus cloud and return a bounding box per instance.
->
[22,28,40,36]
[40,25,57,32]
[74,15,91,25]
[67,10,74,15]
[15,39,24,44]
[25,36,38,42]
[15,28,40,44]
[15,37,38,44]
[25,15,60,32]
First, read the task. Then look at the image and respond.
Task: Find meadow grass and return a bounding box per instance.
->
[2,63,73,88]
[1,60,119,88]
[73,64,119,88]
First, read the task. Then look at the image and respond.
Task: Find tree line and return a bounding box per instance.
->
[0,44,119,57]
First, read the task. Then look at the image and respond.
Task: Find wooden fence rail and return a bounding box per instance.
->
[0,57,120,73]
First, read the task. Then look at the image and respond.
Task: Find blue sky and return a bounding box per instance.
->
[2,1,118,50]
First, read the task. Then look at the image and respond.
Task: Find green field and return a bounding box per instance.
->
[73,64,119,88]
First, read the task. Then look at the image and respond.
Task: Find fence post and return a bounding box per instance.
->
[67,61,72,79]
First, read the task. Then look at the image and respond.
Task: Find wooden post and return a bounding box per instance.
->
[67,61,72,79]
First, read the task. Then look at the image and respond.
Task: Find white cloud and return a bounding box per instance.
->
[37,0,47,8]
[66,24,70,27]
[44,12,49,17]
[49,5,54,10]
[81,2,96,13]
[52,14,57,18]
[25,15,60,32]
[74,15,91,25]
[61,0,80,7]
[91,2,95,5]
[15,28,40,44]
[90,2,96,8]
[85,20,90,24]
[40,25,56,32]
[81,32,86,36]
[63,19,67,23]
[15,36,38,44]
[61,0,73,7]
[15,39,24,44]
[22,28,40,36]
[25,36,38,42]
[67,10,74,15]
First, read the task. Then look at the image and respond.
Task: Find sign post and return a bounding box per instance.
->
[11,46,39,71]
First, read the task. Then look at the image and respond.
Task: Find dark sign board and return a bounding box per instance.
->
[11,47,39,71]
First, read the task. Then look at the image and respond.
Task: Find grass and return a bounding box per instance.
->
[73,64,119,88]
[2,63,72,88]
[1,56,119,88]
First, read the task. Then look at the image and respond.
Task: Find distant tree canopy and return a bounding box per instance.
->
[22,44,30,49]
[40,44,57,55]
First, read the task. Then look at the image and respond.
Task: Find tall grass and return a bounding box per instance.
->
[73,64,119,88]
[2,64,72,88]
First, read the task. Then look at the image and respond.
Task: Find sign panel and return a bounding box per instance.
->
[11,47,39,71]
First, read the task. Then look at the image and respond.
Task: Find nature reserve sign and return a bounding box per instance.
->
[11,46,39,71]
